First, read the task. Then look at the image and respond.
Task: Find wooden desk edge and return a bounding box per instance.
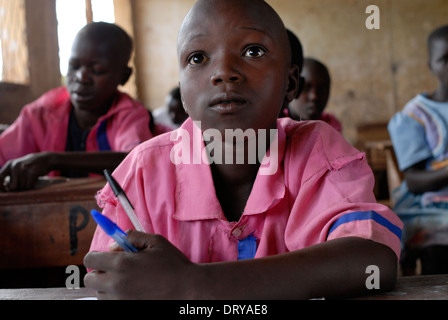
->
[1,275,447,300]
[350,274,448,300]
[0,287,96,300]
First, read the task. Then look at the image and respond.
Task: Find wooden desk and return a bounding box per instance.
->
[351,274,448,300]
[0,275,446,300]
[0,287,96,300]
[0,177,105,270]
[363,139,393,171]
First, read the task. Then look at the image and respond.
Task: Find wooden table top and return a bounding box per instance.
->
[1,274,447,300]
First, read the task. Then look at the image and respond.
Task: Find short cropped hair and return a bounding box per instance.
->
[286,29,304,72]
[427,25,448,58]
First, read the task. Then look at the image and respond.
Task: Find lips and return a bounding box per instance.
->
[209,93,247,114]
[71,90,94,103]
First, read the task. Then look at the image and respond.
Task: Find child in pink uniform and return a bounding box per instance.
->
[84,0,402,299]
[288,57,342,133]
[0,22,155,191]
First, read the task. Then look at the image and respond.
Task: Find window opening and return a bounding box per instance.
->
[56,0,115,78]
[0,0,30,84]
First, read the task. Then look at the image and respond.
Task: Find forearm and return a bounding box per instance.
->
[405,166,448,194]
[188,237,397,299]
[48,151,128,174]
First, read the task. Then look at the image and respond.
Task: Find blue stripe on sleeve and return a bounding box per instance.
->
[328,211,402,240]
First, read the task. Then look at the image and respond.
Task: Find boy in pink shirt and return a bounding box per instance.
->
[0,22,155,191]
[84,0,402,299]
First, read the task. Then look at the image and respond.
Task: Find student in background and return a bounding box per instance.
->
[388,25,448,275]
[278,29,304,118]
[84,0,402,299]
[288,57,342,133]
[153,86,189,130]
[0,22,155,192]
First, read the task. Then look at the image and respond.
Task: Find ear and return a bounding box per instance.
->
[428,60,435,75]
[296,76,305,99]
[178,82,189,115]
[285,64,302,103]
[120,67,133,86]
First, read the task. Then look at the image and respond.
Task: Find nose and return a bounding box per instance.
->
[210,55,244,85]
[307,87,318,101]
[74,66,92,84]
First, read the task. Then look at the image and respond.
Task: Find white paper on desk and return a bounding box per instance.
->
[77,297,98,300]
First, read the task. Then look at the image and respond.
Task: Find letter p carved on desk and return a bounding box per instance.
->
[69,205,89,256]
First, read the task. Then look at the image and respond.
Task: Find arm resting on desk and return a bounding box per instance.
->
[0,151,127,192]
[84,233,397,300]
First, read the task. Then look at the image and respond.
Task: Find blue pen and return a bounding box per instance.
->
[90,209,138,252]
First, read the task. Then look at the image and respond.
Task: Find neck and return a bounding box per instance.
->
[429,85,448,102]
[207,133,271,222]
[210,161,259,222]
[204,129,273,181]
[73,104,110,131]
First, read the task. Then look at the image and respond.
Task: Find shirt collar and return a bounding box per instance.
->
[173,119,286,221]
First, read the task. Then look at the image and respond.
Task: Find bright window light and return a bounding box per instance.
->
[91,0,115,23]
[56,0,115,77]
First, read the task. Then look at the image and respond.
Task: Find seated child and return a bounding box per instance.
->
[288,57,342,133]
[153,86,189,129]
[388,24,448,275]
[0,22,154,191]
[84,0,402,299]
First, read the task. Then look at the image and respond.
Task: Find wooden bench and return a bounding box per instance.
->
[0,177,105,270]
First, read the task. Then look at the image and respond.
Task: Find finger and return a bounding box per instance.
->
[0,162,12,192]
[8,159,29,191]
[125,230,165,250]
[24,171,40,190]
[109,241,123,252]
[7,160,20,191]
[84,251,120,272]
[83,270,113,296]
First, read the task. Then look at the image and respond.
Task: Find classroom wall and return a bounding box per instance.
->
[1,0,447,145]
[132,0,448,144]
[132,0,195,110]
[274,0,448,143]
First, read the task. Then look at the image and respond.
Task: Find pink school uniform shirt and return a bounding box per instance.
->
[320,112,342,134]
[0,87,153,168]
[90,117,403,261]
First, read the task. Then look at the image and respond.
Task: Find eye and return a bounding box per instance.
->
[92,66,107,75]
[188,53,208,65]
[68,60,80,71]
[243,45,266,58]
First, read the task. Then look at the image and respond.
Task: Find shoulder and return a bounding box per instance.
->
[320,112,342,133]
[389,94,433,130]
[21,87,70,118]
[279,118,356,155]
[279,118,364,175]
[110,91,149,114]
[126,129,177,165]
[24,87,69,109]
